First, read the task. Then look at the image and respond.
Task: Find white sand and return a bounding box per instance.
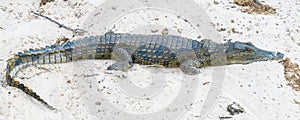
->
[0,0,299,120]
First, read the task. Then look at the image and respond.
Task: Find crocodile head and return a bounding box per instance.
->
[224,41,284,64]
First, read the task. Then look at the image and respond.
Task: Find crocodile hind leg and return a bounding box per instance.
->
[180,60,201,75]
[107,48,133,71]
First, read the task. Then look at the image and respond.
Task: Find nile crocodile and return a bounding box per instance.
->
[5,32,284,109]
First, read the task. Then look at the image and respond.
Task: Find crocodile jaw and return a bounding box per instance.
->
[226,51,284,64]
[224,41,284,64]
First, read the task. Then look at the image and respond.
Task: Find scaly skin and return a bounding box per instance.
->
[5,32,284,109]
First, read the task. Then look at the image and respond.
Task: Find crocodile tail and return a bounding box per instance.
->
[5,43,75,110]
[5,36,107,109]
[6,55,56,110]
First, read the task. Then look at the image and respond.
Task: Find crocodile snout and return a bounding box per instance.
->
[276,52,284,59]
[264,51,284,60]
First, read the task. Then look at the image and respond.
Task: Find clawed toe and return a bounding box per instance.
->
[180,60,201,75]
[181,66,200,75]
[107,61,133,71]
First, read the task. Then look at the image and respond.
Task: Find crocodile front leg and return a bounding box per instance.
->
[180,60,202,75]
[107,48,133,71]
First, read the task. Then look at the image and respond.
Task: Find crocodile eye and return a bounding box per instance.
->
[233,42,254,52]
[233,46,254,53]
[245,47,254,52]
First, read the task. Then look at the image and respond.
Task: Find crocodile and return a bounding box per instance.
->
[5,32,284,110]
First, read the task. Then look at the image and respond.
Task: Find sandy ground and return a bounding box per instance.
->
[0,0,300,120]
